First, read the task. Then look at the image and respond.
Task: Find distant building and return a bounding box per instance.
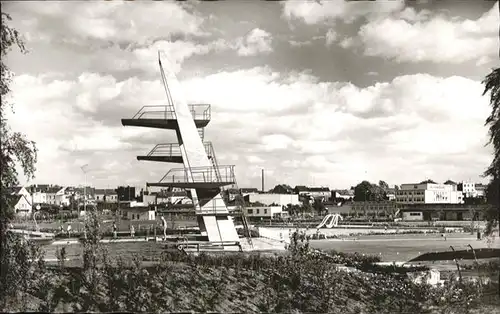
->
[399,203,483,221]
[145,190,191,205]
[270,184,294,194]
[94,189,118,203]
[6,186,31,199]
[30,184,63,205]
[74,186,96,205]
[116,186,136,202]
[475,183,487,197]
[54,187,71,206]
[396,182,463,204]
[350,201,397,217]
[305,187,331,201]
[332,189,354,202]
[45,186,61,205]
[385,188,396,201]
[244,205,283,219]
[291,186,331,204]
[401,211,423,221]
[293,186,309,195]
[458,181,486,198]
[240,188,259,196]
[122,203,156,221]
[8,194,32,216]
[31,185,47,204]
[249,193,300,207]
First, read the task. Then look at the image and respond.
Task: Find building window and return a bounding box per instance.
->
[256,208,260,214]
[264,209,268,214]
[247,209,253,214]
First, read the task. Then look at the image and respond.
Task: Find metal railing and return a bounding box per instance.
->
[178,241,243,252]
[159,165,235,184]
[146,142,214,158]
[159,197,232,215]
[189,104,211,121]
[130,104,211,121]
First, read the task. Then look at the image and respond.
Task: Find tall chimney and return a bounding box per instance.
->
[261,168,264,192]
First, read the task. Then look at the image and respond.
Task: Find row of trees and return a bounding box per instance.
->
[352,180,392,202]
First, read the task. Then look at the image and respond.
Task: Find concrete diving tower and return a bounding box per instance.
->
[121,53,240,247]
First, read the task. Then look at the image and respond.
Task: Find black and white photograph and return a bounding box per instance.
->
[1,0,499,313]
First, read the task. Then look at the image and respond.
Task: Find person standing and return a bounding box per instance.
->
[161,216,167,241]
[130,225,135,238]
[113,222,117,239]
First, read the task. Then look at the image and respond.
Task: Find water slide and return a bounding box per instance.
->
[316,214,343,229]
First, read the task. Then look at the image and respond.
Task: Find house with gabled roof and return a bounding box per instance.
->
[444,180,457,186]
[7,194,32,216]
[270,184,294,194]
[6,186,31,199]
[293,185,309,194]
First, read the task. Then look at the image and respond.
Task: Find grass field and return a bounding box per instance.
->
[13,218,197,233]
[40,232,499,265]
[309,233,499,262]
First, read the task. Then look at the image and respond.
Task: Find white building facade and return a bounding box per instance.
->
[249,193,300,206]
[94,189,118,203]
[13,195,32,216]
[396,183,464,204]
[245,206,283,218]
[461,181,486,198]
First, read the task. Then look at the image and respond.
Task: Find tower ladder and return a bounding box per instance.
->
[208,150,252,248]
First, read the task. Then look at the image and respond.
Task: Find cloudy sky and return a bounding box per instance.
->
[4,0,499,191]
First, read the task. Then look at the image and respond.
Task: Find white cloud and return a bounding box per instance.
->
[236,28,273,56]
[339,37,355,49]
[289,39,312,47]
[281,0,404,25]
[282,1,498,65]
[3,1,494,190]
[7,1,207,45]
[356,3,499,63]
[6,66,492,189]
[123,39,232,74]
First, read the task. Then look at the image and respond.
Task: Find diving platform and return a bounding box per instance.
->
[120,53,250,247]
[121,104,211,129]
[137,142,214,163]
[146,165,236,189]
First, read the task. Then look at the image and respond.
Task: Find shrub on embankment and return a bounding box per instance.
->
[2,212,498,313]
[2,237,499,313]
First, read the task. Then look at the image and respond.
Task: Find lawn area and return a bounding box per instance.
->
[13,217,197,234]
[309,233,499,262]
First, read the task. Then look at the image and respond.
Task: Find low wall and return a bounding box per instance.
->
[257,227,290,243]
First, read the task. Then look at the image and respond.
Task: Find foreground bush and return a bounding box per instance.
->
[4,249,497,313]
[2,229,498,313]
